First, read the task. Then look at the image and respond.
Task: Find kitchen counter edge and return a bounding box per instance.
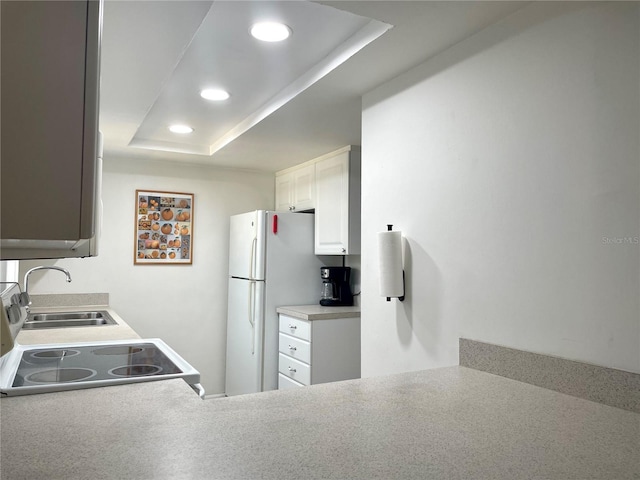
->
[277,304,360,320]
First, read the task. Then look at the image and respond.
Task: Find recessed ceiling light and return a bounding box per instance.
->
[169,124,193,134]
[200,88,230,101]
[250,22,291,42]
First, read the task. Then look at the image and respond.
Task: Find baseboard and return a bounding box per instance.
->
[203,393,226,401]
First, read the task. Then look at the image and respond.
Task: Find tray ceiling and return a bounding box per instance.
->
[100,1,526,171]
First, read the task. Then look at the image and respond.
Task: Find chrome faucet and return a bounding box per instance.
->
[23,266,72,295]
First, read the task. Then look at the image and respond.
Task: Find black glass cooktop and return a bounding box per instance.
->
[12,343,183,387]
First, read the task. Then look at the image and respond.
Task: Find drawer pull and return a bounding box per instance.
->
[288,345,297,351]
[288,324,297,330]
[288,366,297,373]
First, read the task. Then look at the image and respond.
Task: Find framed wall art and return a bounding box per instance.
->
[135,190,193,265]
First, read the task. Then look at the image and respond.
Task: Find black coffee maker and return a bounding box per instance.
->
[319,266,354,306]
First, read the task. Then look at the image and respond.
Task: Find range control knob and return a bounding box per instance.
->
[11,292,31,307]
[18,292,31,307]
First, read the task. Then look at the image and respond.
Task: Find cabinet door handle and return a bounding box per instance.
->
[291,205,296,211]
[288,345,297,351]
[341,248,346,253]
[288,366,297,373]
[288,324,297,329]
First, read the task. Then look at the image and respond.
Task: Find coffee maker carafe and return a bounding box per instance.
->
[319,266,354,306]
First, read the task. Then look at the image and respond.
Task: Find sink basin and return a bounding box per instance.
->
[23,310,117,330]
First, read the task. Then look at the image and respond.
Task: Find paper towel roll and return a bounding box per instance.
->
[378,230,404,298]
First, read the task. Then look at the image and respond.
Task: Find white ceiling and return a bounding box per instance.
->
[100,1,526,172]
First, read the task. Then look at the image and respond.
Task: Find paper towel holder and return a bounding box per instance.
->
[385,224,405,302]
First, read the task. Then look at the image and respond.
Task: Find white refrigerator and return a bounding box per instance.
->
[225,210,323,396]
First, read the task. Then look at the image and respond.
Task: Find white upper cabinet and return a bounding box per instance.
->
[275,163,315,212]
[292,165,315,211]
[275,173,294,212]
[275,146,360,255]
[314,147,361,255]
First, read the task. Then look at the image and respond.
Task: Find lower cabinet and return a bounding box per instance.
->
[277,313,360,389]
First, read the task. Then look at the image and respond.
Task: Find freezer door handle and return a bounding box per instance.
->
[249,237,257,280]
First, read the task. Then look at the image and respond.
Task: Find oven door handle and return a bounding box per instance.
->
[189,383,205,399]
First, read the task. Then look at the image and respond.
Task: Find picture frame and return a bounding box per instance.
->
[134,190,193,265]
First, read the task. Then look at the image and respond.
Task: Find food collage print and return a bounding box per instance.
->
[135,191,193,264]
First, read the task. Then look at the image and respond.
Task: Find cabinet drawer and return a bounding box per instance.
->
[278,353,310,386]
[279,315,310,341]
[279,333,311,364]
[278,373,304,390]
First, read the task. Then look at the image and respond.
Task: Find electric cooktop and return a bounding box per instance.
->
[13,342,182,386]
[1,339,201,396]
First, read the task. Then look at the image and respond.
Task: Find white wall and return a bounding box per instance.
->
[361,2,640,376]
[0,261,19,283]
[19,156,274,394]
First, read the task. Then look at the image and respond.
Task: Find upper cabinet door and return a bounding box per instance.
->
[314,148,361,255]
[275,173,293,212]
[274,163,315,212]
[291,164,315,212]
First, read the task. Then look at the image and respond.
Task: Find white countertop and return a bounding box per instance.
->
[1,366,638,480]
[277,304,361,320]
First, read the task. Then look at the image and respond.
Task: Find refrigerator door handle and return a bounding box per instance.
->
[249,279,256,354]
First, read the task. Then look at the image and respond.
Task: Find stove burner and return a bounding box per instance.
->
[25,368,97,384]
[92,346,145,356]
[108,364,163,377]
[30,349,81,360]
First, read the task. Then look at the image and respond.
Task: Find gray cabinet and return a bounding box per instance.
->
[1,0,102,260]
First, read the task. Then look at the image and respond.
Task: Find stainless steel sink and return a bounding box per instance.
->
[23,310,117,329]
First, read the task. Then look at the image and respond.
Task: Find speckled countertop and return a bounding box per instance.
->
[277,304,360,320]
[2,366,638,480]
